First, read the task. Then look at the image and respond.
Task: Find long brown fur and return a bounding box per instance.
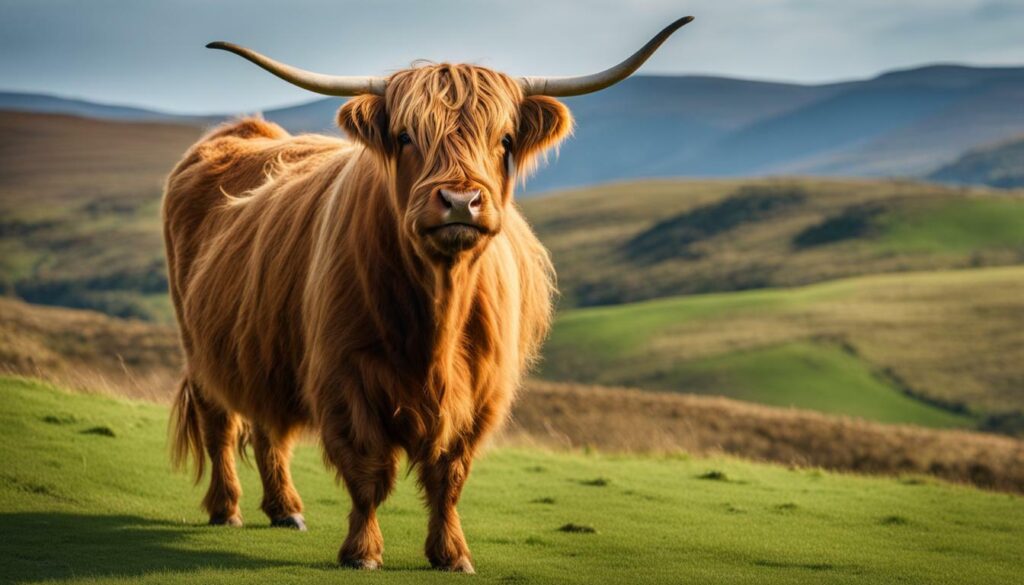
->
[164,64,571,571]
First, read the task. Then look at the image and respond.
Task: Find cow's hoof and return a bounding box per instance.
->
[209,514,243,527]
[270,513,307,531]
[340,557,382,570]
[434,556,475,574]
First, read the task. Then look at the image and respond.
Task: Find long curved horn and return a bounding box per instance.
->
[520,16,694,97]
[205,41,386,96]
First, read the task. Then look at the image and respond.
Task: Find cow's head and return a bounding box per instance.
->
[207,17,693,262]
[337,66,579,260]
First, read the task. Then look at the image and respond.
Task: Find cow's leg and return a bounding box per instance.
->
[197,397,243,526]
[322,423,399,569]
[418,449,476,573]
[253,425,306,530]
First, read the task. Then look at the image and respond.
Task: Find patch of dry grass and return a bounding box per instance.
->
[509,379,1024,494]
[0,297,179,401]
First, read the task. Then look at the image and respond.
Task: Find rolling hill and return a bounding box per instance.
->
[9,110,1024,322]
[6,64,1024,192]
[2,110,1023,443]
[539,265,1024,432]
[1,376,1021,584]
[930,135,1024,188]
[0,91,207,123]
[522,178,1024,308]
[5,296,1024,493]
[658,65,1024,180]
[0,111,201,319]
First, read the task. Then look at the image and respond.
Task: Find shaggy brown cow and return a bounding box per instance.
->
[164,17,692,572]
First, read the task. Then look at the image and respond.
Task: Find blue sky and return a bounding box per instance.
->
[1,0,1023,114]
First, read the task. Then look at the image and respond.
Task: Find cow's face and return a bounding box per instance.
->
[338,64,572,262]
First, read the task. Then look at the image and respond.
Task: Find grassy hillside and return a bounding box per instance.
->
[3,109,1024,322]
[540,266,1024,428]
[522,178,1024,308]
[930,134,1024,188]
[1,376,1022,584]
[665,342,967,427]
[2,112,1021,437]
[0,110,201,320]
[5,298,1023,493]
[0,296,180,400]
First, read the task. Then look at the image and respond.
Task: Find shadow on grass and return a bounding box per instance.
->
[0,512,290,581]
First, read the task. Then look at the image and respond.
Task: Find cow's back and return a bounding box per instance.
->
[163,118,355,432]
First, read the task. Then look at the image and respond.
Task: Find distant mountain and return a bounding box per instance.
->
[264,98,346,135]
[930,135,1024,188]
[766,66,1024,178]
[0,91,207,124]
[520,75,839,192]
[257,64,1024,192]
[5,64,1024,193]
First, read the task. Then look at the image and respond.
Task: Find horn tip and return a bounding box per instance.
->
[206,41,229,50]
[679,16,695,25]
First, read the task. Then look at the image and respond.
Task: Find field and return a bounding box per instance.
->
[0,111,200,320]
[541,265,1024,429]
[522,178,1024,308]
[1,108,1022,494]
[2,376,1022,585]
[3,297,1023,494]
[2,112,1021,429]
[0,296,180,401]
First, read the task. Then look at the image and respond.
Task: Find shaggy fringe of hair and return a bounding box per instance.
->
[385,63,573,185]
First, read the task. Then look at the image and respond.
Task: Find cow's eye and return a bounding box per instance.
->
[501,134,512,149]
[398,132,412,146]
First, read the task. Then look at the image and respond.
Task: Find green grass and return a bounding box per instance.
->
[669,343,970,427]
[541,266,1024,425]
[878,198,1024,253]
[1,377,1022,584]
[546,280,842,363]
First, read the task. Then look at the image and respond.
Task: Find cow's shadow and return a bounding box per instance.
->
[0,512,292,581]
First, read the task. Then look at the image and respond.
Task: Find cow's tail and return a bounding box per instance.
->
[170,375,205,484]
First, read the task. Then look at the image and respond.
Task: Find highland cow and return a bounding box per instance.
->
[163,17,692,572]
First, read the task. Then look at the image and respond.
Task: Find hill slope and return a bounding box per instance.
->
[0,111,202,319]
[522,178,1024,308]
[5,297,1023,492]
[10,111,1024,322]
[930,135,1024,188]
[540,266,1024,426]
[0,91,206,123]
[1,376,1022,584]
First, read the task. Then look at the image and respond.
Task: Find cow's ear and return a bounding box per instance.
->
[515,96,574,175]
[337,95,390,154]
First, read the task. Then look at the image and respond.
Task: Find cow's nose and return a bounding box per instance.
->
[438,189,483,223]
